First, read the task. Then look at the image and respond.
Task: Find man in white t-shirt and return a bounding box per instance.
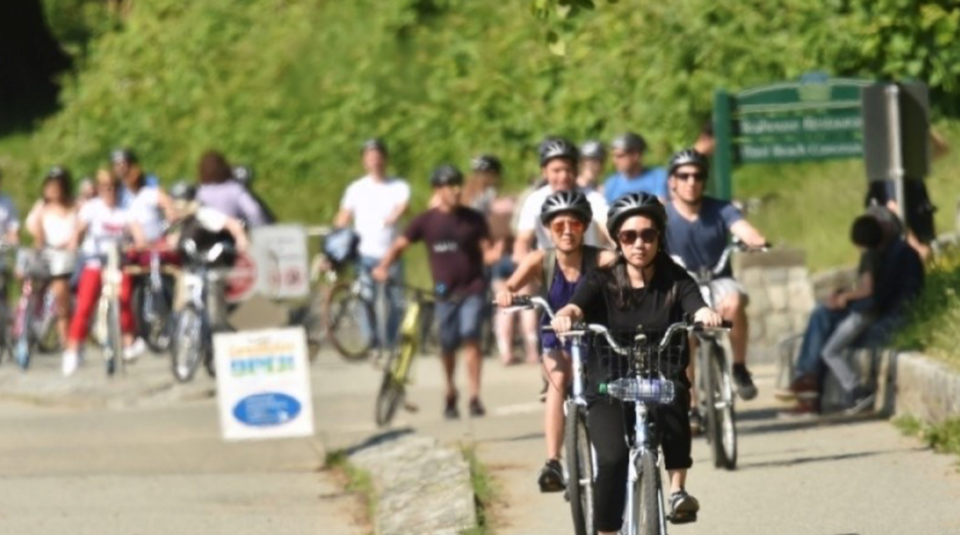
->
[335,138,410,350]
[514,137,611,262]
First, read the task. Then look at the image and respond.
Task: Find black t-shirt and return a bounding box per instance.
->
[570,259,706,390]
[404,206,490,298]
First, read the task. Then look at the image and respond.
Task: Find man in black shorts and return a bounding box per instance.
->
[374,165,496,419]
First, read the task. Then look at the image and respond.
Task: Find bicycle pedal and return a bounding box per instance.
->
[403,402,419,413]
[668,512,697,525]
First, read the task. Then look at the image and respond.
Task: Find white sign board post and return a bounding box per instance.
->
[250,224,310,300]
[214,327,315,441]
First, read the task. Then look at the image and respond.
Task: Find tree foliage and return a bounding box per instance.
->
[12,0,960,224]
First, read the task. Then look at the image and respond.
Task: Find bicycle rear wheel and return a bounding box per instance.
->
[374,336,414,427]
[171,305,203,382]
[636,451,663,535]
[13,299,33,370]
[707,343,738,470]
[324,280,374,361]
[565,402,595,535]
[135,283,174,354]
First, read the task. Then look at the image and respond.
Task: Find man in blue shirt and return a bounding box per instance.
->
[664,149,768,409]
[602,132,669,204]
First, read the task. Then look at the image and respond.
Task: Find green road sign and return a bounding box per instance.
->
[711,74,873,199]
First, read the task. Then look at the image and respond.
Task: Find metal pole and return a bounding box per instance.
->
[885,84,906,234]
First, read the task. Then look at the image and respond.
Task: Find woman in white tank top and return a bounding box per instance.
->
[25,168,79,348]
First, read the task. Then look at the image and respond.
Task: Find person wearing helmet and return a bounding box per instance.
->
[374,165,496,419]
[495,190,617,493]
[514,137,611,264]
[602,131,669,204]
[167,180,249,256]
[111,148,160,193]
[665,148,767,404]
[577,140,606,193]
[336,138,409,351]
[552,192,722,532]
[232,165,277,224]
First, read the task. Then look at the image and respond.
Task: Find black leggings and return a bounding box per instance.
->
[587,387,692,533]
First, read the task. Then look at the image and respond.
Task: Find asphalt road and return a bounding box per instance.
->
[313,351,960,535]
[0,350,365,535]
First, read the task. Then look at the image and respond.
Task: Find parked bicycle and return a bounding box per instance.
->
[171,238,233,382]
[11,248,65,369]
[374,285,433,427]
[594,320,729,535]
[127,241,180,355]
[93,243,126,376]
[683,239,767,470]
[502,294,595,535]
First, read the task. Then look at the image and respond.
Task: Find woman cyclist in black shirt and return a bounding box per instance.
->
[551,193,722,534]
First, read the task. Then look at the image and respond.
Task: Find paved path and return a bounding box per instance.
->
[0,351,365,535]
[314,352,960,535]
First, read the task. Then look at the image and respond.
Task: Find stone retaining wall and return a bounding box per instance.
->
[348,433,477,535]
[732,248,817,361]
[893,352,960,424]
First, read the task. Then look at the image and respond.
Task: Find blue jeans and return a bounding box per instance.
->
[794,304,847,378]
[357,256,404,349]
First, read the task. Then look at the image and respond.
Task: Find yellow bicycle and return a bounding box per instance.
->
[374,286,433,427]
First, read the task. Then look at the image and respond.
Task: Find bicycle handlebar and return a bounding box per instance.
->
[497,295,557,320]
[548,320,732,356]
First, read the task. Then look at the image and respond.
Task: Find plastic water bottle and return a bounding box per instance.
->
[599,377,675,404]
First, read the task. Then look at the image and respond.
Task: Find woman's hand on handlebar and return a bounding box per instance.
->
[693,306,723,328]
[550,304,582,335]
[494,289,514,308]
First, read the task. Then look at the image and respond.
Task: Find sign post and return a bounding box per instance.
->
[712,74,873,200]
[215,327,315,441]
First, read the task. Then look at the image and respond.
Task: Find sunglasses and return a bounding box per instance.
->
[550,219,585,234]
[618,228,659,246]
[674,171,706,182]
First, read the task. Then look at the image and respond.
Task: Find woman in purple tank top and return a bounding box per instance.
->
[495,190,616,493]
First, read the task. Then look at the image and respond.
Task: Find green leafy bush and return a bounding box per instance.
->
[5,0,959,234]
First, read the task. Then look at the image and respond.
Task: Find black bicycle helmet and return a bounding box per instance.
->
[430,164,464,188]
[169,180,197,201]
[360,138,388,156]
[668,148,709,177]
[111,147,138,164]
[611,132,647,154]
[540,190,593,225]
[233,165,254,186]
[580,140,606,161]
[47,165,71,180]
[606,192,667,238]
[471,154,503,174]
[538,137,579,168]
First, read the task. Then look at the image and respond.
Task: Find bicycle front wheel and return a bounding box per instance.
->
[105,300,123,377]
[636,451,664,535]
[171,306,203,382]
[374,337,414,427]
[708,343,738,470]
[324,280,374,361]
[565,402,595,535]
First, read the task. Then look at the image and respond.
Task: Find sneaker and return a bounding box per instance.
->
[669,489,699,524]
[444,392,460,420]
[537,459,565,493]
[689,408,703,435]
[62,350,80,377]
[123,338,147,362]
[732,364,758,401]
[469,398,486,418]
[845,386,875,415]
[774,374,818,401]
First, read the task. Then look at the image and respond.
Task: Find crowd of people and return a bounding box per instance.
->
[5,128,928,532]
[0,148,271,376]
[334,130,928,531]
